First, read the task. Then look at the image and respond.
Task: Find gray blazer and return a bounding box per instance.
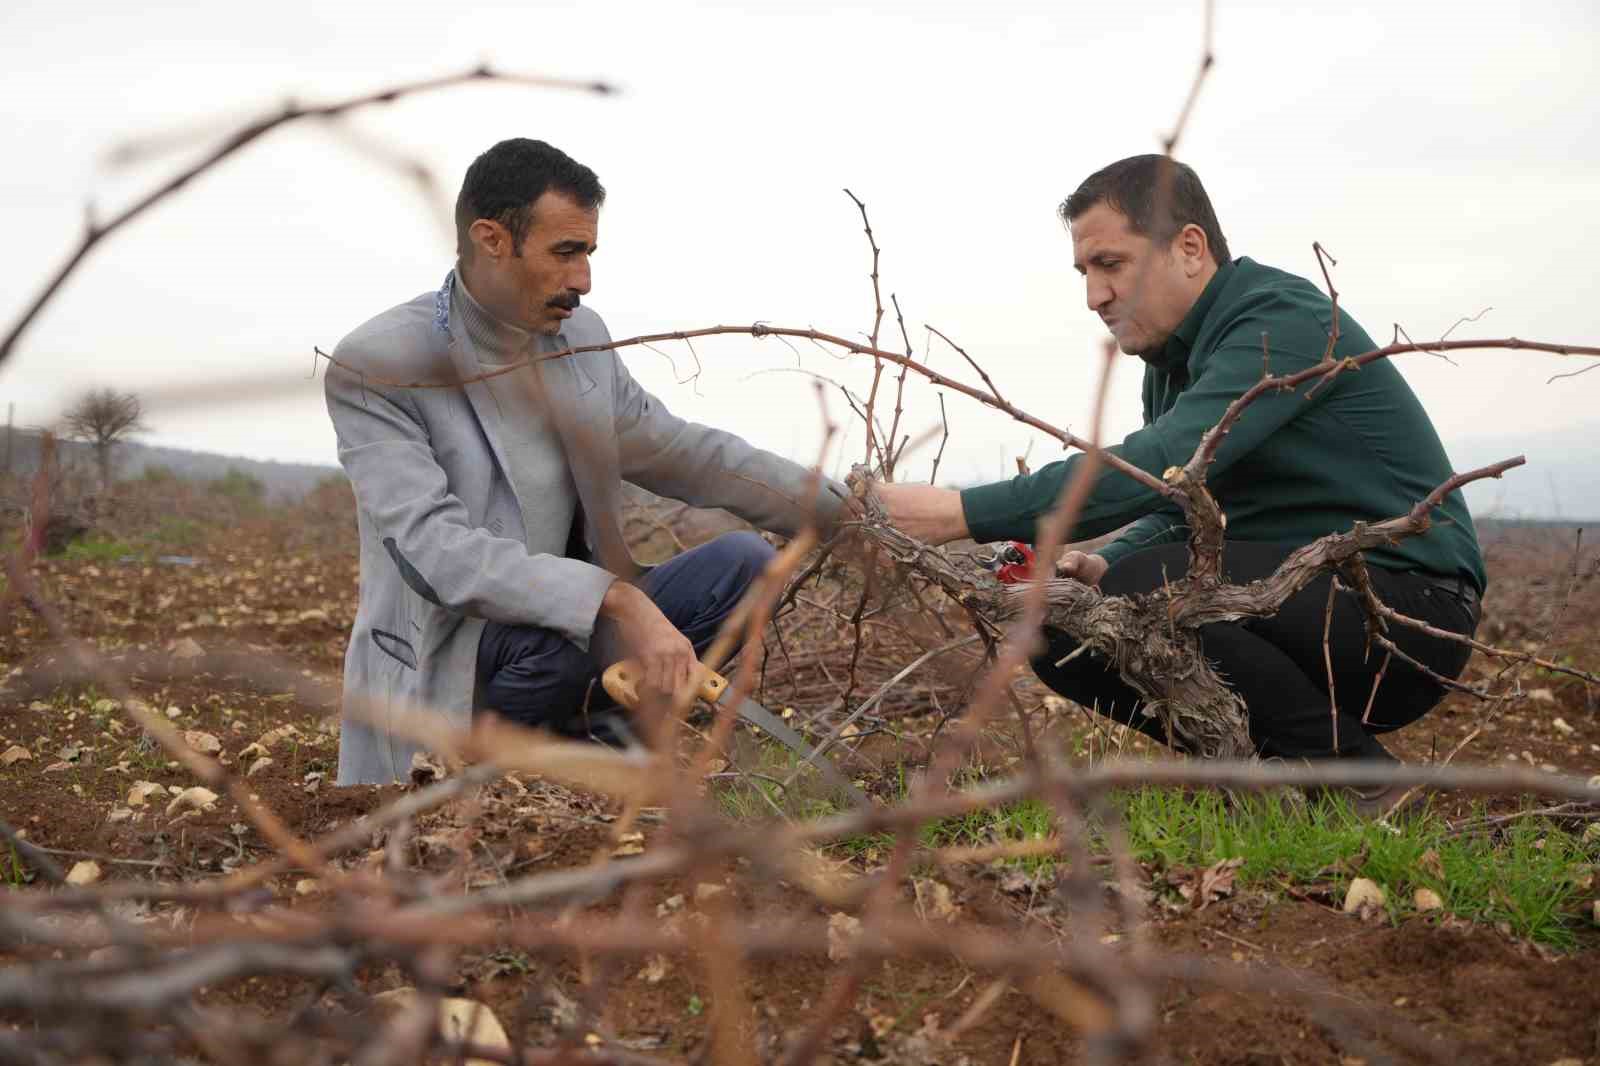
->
[326,272,844,784]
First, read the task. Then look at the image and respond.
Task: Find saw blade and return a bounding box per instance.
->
[723,695,869,807]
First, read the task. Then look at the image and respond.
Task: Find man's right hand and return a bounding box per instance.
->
[1056,550,1110,586]
[874,482,970,545]
[599,581,696,700]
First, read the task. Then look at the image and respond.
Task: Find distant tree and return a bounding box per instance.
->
[209,467,265,502]
[61,387,147,492]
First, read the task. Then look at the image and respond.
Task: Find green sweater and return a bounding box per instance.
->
[959,257,1487,592]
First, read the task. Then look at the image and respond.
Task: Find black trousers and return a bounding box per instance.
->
[1033,542,1479,760]
[476,531,774,736]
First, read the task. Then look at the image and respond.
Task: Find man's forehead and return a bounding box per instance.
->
[1070,204,1138,260]
[531,191,599,240]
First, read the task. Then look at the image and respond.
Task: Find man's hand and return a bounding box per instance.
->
[1056,550,1109,586]
[874,483,970,545]
[599,581,696,700]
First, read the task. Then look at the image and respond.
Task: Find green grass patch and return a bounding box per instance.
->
[1115,787,1596,949]
[724,765,1596,949]
[60,535,141,563]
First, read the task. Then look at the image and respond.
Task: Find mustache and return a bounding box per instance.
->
[548,293,581,311]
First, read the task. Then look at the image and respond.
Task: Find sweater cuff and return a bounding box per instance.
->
[959,481,1027,545]
[1092,535,1139,568]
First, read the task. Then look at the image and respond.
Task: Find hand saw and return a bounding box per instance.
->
[600,660,869,807]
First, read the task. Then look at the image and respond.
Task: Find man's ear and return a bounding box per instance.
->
[467,219,510,261]
[1177,223,1210,277]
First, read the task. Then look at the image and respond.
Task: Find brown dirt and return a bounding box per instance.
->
[3,498,1598,1064]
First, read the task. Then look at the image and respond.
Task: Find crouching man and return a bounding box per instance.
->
[876,155,1483,813]
[325,138,844,784]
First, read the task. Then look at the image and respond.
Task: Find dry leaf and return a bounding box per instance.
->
[1193,857,1243,909]
[166,786,220,815]
[246,756,274,777]
[44,760,73,773]
[106,807,134,824]
[610,831,645,858]
[636,955,670,983]
[1417,849,1446,880]
[238,741,269,761]
[183,731,221,755]
[1343,878,1386,918]
[827,912,862,962]
[1527,688,1555,703]
[65,861,102,886]
[127,781,168,807]
[1,745,32,766]
[1413,888,1444,912]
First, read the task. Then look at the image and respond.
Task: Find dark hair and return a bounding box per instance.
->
[1059,155,1230,265]
[454,138,606,258]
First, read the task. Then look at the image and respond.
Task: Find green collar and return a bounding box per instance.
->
[1143,257,1236,371]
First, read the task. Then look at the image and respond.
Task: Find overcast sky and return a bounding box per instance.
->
[3,0,1597,514]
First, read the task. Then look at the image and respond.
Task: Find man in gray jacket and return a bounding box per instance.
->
[326,138,844,785]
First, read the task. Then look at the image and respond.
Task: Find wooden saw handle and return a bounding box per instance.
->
[601,659,729,710]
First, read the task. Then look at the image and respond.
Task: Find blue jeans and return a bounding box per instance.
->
[475,531,774,736]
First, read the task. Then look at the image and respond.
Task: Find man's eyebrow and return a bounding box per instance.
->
[550,238,594,253]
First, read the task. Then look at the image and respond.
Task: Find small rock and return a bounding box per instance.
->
[165,705,183,719]
[238,741,269,761]
[1527,688,1555,703]
[0,745,32,766]
[693,882,727,904]
[294,878,321,897]
[107,807,134,824]
[92,698,120,714]
[1551,717,1575,735]
[65,860,103,886]
[165,786,220,815]
[1587,775,1600,792]
[246,756,274,777]
[1413,888,1444,912]
[127,781,168,807]
[171,637,206,660]
[1342,878,1387,916]
[656,894,685,917]
[827,912,862,961]
[372,990,510,1066]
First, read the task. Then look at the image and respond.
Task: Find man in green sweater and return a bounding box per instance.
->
[878,155,1482,806]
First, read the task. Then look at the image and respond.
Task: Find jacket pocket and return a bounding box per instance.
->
[371,628,419,670]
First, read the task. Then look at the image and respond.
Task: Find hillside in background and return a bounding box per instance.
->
[5,419,1594,519]
[1447,422,1599,522]
[4,429,340,500]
